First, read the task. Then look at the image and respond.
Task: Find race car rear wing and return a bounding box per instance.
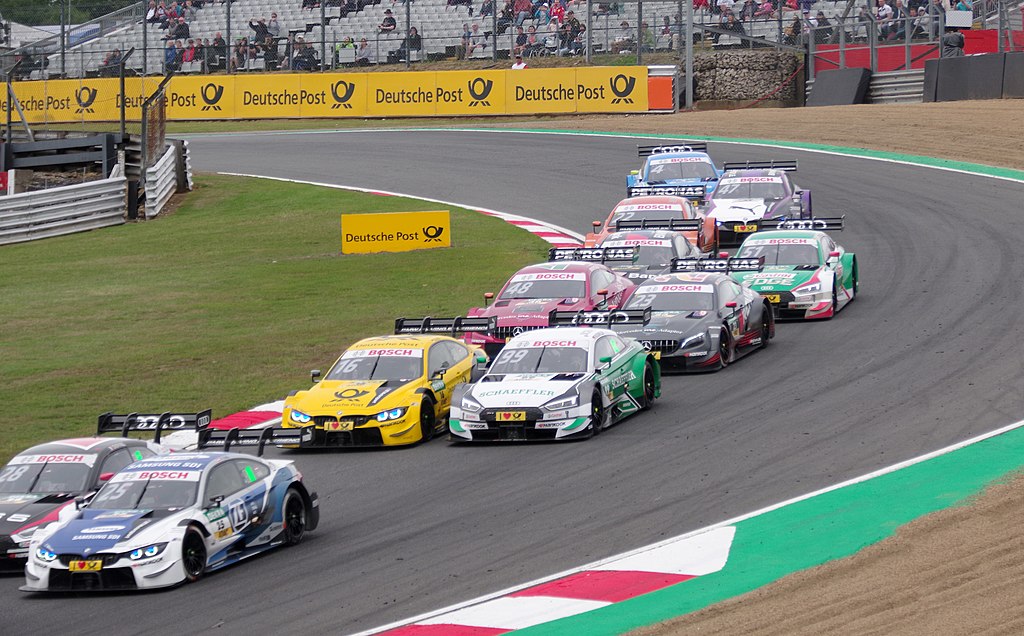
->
[394,316,497,336]
[97,410,213,444]
[638,143,708,156]
[613,218,703,232]
[197,426,313,456]
[671,256,765,273]
[627,185,707,199]
[721,159,798,172]
[718,216,845,235]
[548,307,652,327]
[548,246,639,263]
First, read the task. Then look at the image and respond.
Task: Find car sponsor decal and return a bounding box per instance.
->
[745,273,800,284]
[510,272,587,282]
[111,469,202,482]
[744,238,815,245]
[476,388,559,398]
[342,348,424,358]
[0,494,43,505]
[719,177,784,184]
[649,157,710,164]
[525,339,582,348]
[644,284,713,294]
[609,371,636,391]
[9,453,97,466]
[603,239,673,248]
[615,203,685,212]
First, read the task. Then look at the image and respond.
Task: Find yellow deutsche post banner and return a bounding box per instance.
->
[6,67,648,122]
[341,210,451,254]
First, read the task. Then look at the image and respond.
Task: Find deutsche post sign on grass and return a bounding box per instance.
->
[341,211,451,254]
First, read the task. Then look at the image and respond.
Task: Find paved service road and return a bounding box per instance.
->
[5,130,1024,635]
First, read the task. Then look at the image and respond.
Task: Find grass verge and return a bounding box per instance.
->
[0,174,548,462]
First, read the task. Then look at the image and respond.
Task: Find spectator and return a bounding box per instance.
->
[638,21,655,51]
[511,53,528,68]
[294,41,318,69]
[755,0,774,18]
[798,0,813,13]
[146,1,164,25]
[355,37,375,64]
[524,24,542,55]
[263,35,279,70]
[954,0,971,9]
[611,20,633,53]
[717,11,746,41]
[717,0,736,16]
[941,25,964,55]
[250,17,270,42]
[183,0,197,21]
[496,1,515,34]
[812,11,833,42]
[911,6,929,38]
[514,25,528,55]
[379,9,397,32]
[480,0,495,15]
[549,0,564,23]
[890,0,909,39]
[100,48,122,76]
[468,22,488,55]
[165,17,190,41]
[876,0,894,38]
[739,0,757,20]
[164,40,178,71]
[558,9,584,55]
[535,2,550,24]
[782,14,801,43]
[302,0,319,10]
[543,20,560,52]
[267,12,280,38]
[458,23,471,58]
[514,0,533,25]
[232,37,248,71]
[174,40,186,68]
[183,39,197,62]
[390,26,422,62]
[212,32,228,70]
[166,1,181,20]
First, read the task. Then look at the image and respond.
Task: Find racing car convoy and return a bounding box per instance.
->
[12,140,857,594]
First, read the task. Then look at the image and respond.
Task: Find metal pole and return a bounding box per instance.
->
[492,8,497,62]
[839,18,846,68]
[405,0,411,68]
[322,1,328,71]
[997,0,1005,52]
[869,15,877,72]
[61,3,67,77]
[904,11,911,69]
[6,68,13,146]
[807,18,815,76]
[226,1,232,74]
[637,0,643,65]
[685,0,693,109]
[142,11,148,75]
[586,0,592,63]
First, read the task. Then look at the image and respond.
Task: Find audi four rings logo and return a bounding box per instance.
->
[467,78,492,107]
[423,225,445,242]
[331,80,355,109]
[610,74,636,104]
[75,87,97,113]
[201,83,224,111]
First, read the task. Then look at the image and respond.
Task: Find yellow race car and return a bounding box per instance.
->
[280,318,492,448]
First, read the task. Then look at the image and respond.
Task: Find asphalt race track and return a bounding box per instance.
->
[5,130,1024,634]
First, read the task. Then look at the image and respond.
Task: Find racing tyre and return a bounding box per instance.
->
[640,361,656,410]
[419,398,436,442]
[282,487,308,546]
[759,311,771,349]
[852,258,859,298]
[182,526,206,583]
[829,276,838,319]
[590,390,605,437]
[718,328,732,368]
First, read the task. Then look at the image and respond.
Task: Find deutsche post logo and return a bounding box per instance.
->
[201,83,224,111]
[75,87,97,113]
[331,80,355,109]
[332,388,370,401]
[423,225,445,243]
[467,78,492,107]
[610,74,636,104]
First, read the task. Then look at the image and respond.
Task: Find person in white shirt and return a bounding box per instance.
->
[511,54,528,68]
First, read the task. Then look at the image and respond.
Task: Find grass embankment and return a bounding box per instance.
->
[0,174,548,462]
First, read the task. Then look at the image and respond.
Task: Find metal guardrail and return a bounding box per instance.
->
[144,144,177,219]
[806,68,924,104]
[0,166,127,245]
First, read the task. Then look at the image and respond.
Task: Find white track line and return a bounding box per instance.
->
[352,415,1024,636]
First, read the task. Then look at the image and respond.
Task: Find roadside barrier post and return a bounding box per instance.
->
[586,0,592,63]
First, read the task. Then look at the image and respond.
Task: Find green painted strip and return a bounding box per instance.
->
[514,421,1024,635]
[449,419,465,433]
[563,417,588,431]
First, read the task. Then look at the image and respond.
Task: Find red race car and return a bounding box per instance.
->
[584,195,718,253]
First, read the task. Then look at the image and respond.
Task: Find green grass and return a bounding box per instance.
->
[0,174,548,462]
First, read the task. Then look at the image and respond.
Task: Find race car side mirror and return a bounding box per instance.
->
[483,292,494,307]
[205,495,225,510]
[475,355,487,364]
[311,369,321,383]
[718,251,729,258]
[725,301,738,309]
[99,472,114,483]
[630,170,639,176]
[597,355,612,371]
[75,496,86,510]
[592,220,601,229]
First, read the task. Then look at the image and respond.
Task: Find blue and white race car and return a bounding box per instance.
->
[625,143,722,203]
[22,427,318,592]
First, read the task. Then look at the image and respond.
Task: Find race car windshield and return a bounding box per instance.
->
[326,355,422,382]
[645,160,717,182]
[0,461,92,494]
[90,478,198,510]
[490,346,589,374]
[737,243,820,266]
[499,279,586,300]
[630,246,675,267]
[625,290,715,312]
[713,181,787,200]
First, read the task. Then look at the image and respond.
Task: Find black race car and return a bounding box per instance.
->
[0,411,209,572]
[610,258,775,372]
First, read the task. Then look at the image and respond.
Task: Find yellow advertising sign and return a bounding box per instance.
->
[505,69,577,114]
[166,75,232,120]
[433,71,506,116]
[366,72,437,117]
[301,73,367,117]
[575,67,649,113]
[341,210,451,254]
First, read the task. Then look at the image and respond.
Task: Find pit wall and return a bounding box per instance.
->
[4,66,656,122]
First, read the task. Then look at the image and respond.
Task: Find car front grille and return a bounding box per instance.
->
[492,325,546,340]
[638,339,680,354]
[314,415,370,428]
[58,553,120,567]
[47,567,137,591]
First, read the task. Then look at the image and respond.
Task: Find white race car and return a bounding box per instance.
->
[449,322,660,442]
[22,428,318,592]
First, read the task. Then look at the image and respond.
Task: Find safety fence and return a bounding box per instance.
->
[144,143,178,219]
[0,164,127,246]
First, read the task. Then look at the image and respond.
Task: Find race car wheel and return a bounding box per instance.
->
[282,487,308,546]
[719,328,732,368]
[759,312,771,349]
[590,390,604,437]
[640,361,656,410]
[852,258,859,297]
[419,397,436,442]
[829,276,838,319]
[182,526,206,583]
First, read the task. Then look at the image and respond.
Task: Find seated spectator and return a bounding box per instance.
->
[99,49,122,76]
[211,32,227,70]
[514,0,533,25]
[379,9,397,32]
[558,10,585,55]
[458,23,471,58]
[164,17,190,41]
[813,10,833,42]
[302,0,319,10]
[195,38,207,69]
[716,11,746,41]
[782,15,800,43]
[890,0,909,39]
[543,20,560,52]
[524,24,542,55]
[738,0,755,20]
[231,37,248,71]
[876,0,894,38]
[182,39,197,62]
[183,0,197,21]
[174,40,186,68]
[250,17,270,42]
[480,0,495,15]
[513,25,528,55]
[496,1,515,34]
[549,0,564,23]
[146,1,164,25]
[356,37,376,64]
[612,20,633,53]
[263,36,279,70]
[164,40,178,71]
[535,2,550,24]
[294,41,319,70]
[166,1,182,20]
[468,22,488,55]
[638,20,655,52]
[390,26,422,62]
[754,0,775,18]
[717,0,736,16]
[911,7,929,38]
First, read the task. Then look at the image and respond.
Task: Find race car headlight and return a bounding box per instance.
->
[374,407,407,423]
[793,282,822,296]
[680,333,707,349]
[35,547,57,562]
[543,394,579,411]
[129,543,167,560]
[289,409,312,424]
[460,396,484,414]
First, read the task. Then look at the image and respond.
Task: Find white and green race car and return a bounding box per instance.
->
[449,322,660,442]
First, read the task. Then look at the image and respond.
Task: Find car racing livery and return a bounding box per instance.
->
[613,263,775,372]
[22,429,318,592]
[450,323,660,442]
[555,232,701,282]
[0,411,208,571]
[731,223,857,320]
[281,322,490,447]
[704,161,812,246]
[585,195,716,252]
[465,262,635,357]
[625,143,722,202]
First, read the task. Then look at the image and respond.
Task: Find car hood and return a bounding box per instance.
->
[288,379,417,413]
[0,493,77,537]
[470,377,583,408]
[613,311,711,340]
[41,508,159,555]
[732,265,818,290]
[475,298,589,324]
[706,199,774,222]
